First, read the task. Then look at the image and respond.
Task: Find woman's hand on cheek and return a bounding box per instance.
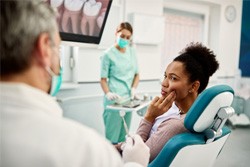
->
[144,91,176,123]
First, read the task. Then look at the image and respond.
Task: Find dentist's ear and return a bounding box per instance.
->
[34,32,52,67]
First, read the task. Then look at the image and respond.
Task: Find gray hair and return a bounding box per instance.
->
[0,0,58,75]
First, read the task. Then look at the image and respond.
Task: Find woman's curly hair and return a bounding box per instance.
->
[174,42,219,93]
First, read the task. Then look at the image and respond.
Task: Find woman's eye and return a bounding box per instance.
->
[121,35,126,38]
[120,35,130,40]
[170,76,176,81]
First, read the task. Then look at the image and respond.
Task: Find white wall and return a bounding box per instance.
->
[57,0,249,136]
[207,0,242,78]
[125,0,163,80]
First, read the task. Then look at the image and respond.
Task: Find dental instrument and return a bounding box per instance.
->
[119,110,135,149]
[119,110,130,137]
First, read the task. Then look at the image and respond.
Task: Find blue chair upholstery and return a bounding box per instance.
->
[148,85,235,167]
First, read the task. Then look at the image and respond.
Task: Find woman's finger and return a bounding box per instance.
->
[150,96,160,105]
[160,91,176,108]
[155,95,166,105]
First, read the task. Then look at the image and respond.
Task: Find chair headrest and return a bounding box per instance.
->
[184,85,234,133]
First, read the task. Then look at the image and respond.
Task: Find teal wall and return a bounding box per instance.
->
[239,1,250,77]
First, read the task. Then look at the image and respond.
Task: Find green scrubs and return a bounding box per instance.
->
[101,45,139,143]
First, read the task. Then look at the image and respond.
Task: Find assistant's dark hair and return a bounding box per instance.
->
[174,42,219,94]
[116,22,133,34]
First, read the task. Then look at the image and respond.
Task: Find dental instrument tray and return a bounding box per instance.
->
[107,99,151,112]
[122,100,141,108]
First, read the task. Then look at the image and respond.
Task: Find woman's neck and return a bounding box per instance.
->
[175,94,198,114]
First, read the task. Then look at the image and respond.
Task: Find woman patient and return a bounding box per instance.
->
[116,42,219,162]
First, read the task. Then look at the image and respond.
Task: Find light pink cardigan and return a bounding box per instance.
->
[136,114,188,162]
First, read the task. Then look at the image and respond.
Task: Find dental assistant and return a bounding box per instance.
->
[0,1,150,167]
[100,22,139,143]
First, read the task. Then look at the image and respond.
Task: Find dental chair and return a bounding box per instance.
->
[148,84,235,167]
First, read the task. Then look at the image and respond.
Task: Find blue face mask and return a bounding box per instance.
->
[116,37,129,48]
[47,67,63,96]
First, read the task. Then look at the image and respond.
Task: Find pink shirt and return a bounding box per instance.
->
[136,114,188,162]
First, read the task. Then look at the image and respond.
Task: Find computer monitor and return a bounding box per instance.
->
[47,0,112,44]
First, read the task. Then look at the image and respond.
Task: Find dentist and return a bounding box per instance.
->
[100,22,140,143]
[0,1,149,167]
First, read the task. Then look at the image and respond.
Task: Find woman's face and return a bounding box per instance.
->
[161,61,193,103]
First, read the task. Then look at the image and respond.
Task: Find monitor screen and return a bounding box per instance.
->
[46,0,112,44]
